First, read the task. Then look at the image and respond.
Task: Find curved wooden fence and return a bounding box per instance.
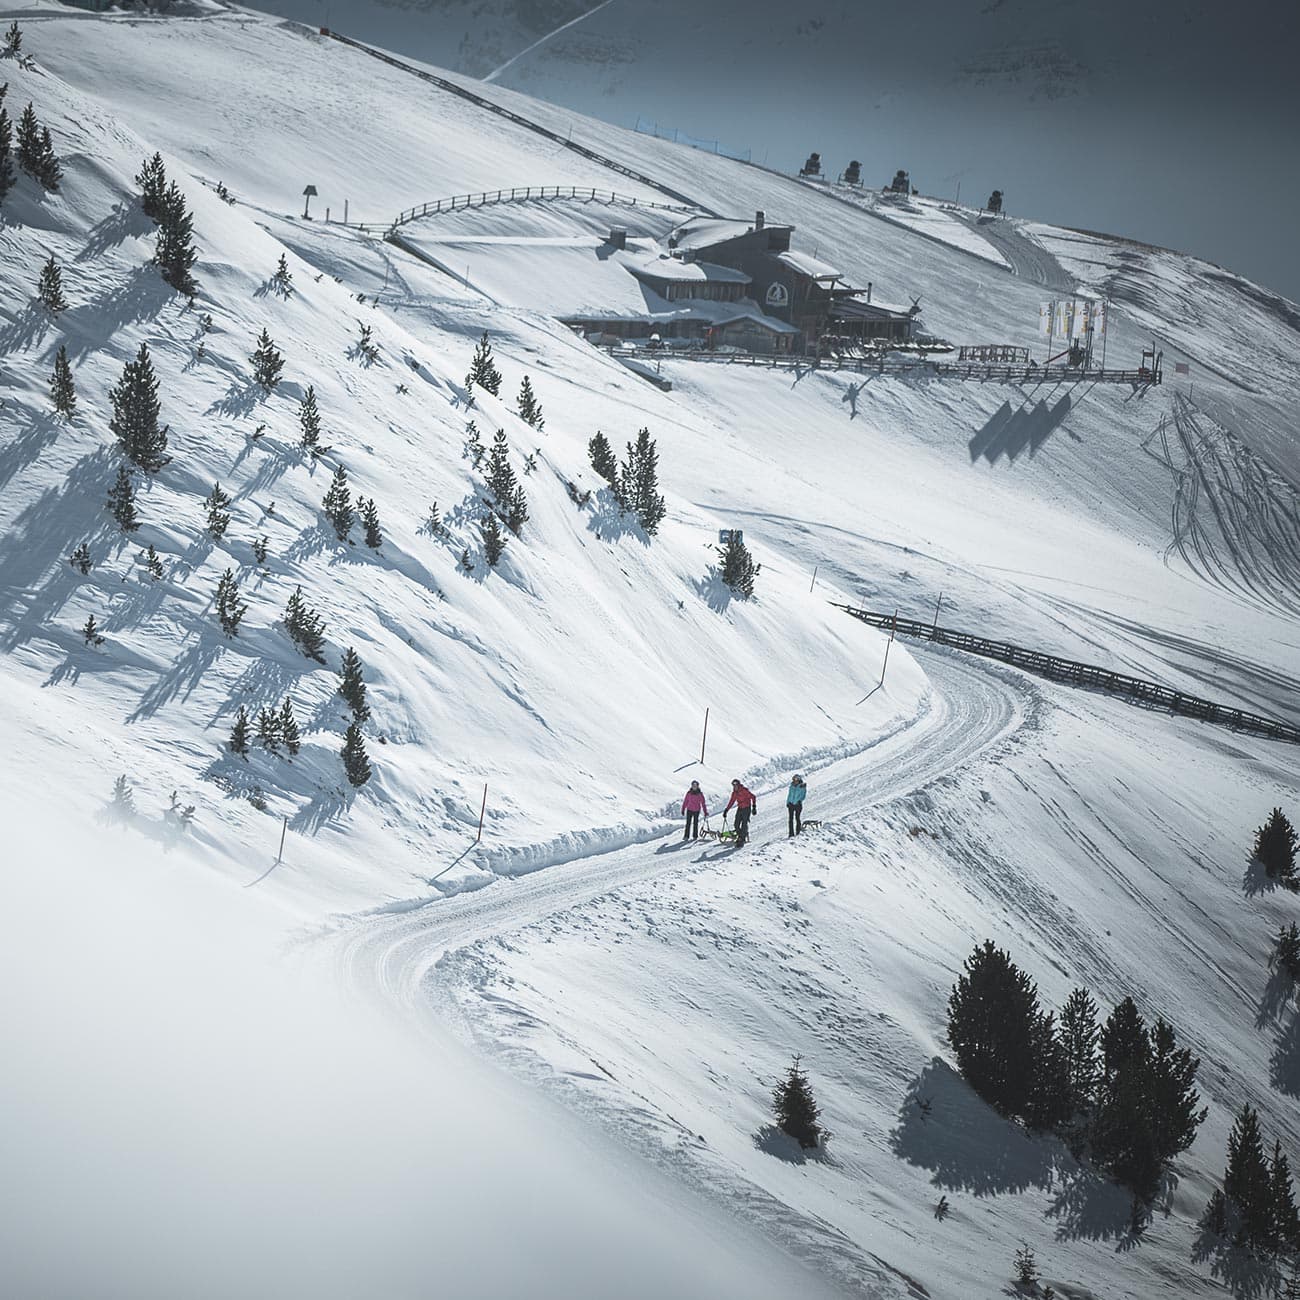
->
[836,606,1300,744]
[392,186,696,230]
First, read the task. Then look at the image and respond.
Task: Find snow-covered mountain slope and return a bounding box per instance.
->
[2,7,1300,1299]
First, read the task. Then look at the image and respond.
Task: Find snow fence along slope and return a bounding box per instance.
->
[0,28,925,914]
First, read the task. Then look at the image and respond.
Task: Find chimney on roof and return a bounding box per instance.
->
[608,227,628,250]
[754,210,765,230]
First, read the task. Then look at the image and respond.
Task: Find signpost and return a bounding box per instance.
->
[302,184,318,219]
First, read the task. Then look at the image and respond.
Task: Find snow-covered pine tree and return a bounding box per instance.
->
[106,464,139,533]
[1278,923,1300,981]
[625,426,665,534]
[109,773,135,818]
[34,124,59,191]
[717,531,759,598]
[298,384,321,451]
[256,706,281,754]
[69,542,91,574]
[459,548,474,573]
[464,420,485,469]
[322,464,354,541]
[465,331,501,395]
[82,614,104,647]
[15,101,37,174]
[1059,986,1100,1119]
[271,252,293,295]
[228,705,250,758]
[109,342,170,472]
[342,721,372,787]
[358,496,383,549]
[37,254,66,313]
[204,482,232,538]
[505,484,529,538]
[771,1054,825,1149]
[278,697,301,757]
[0,104,14,205]
[481,512,505,567]
[1256,808,1298,882]
[337,647,370,722]
[251,328,284,392]
[214,568,246,637]
[50,342,75,416]
[355,321,379,365]
[284,586,326,662]
[156,181,198,294]
[3,21,20,56]
[516,374,544,430]
[141,543,164,580]
[1146,1017,1205,1176]
[1013,1243,1038,1286]
[1270,1141,1300,1251]
[1025,1011,1072,1132]
[1223,1104,1274,1248]
[251,534,268,565]
[946,940,1042,1119]
[423,501,447,538]
[486,428,526,535]
[135,152,167,222]
[588,431,618,488]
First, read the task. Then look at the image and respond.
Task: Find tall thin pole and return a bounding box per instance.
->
[880,610,897,686]
[809,565,818,593]
[700,707,710,764]
[932,591,943,632]
[275,815,288,866]
[476,784,488,842]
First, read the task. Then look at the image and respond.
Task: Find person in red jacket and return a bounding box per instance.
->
[723,779,757,846]
[681,780,708,840]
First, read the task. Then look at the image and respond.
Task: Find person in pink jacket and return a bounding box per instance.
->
[681,780,708,840]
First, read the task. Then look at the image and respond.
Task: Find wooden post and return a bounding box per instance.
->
[932,591,943,632]
[809,565,818,593]
[880,609,897,686]
[700,707,709,764]
[476,784,488,843]
[275,814,288,866]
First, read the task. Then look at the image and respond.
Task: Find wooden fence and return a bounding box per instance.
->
[390,187,695,230]
[836,606,1300,744]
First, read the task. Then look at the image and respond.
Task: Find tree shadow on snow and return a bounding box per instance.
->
[888,1058,1057,1197]
[1242,855,1289,898]
[753,1124,830,1166]
[128,635,226,722]
[0,407,62,493]
[0,300,52,355]
[586,491,649,545]
[206,379,265,420]
[291,786,352,835]
[1269,1010,1300,1097]
[1045,1162,1151,1249]
[1255,961,1294,1029]
[76,201,154,263]
[64,266,174,361]
[695,566,735,614]
[1192,1218,1282,1299]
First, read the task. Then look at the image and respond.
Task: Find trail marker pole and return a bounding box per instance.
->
[344,199,349,224]
[700,707,710,764]
[932,591,943,631]
[275,814,288,866]
[880,609,897,686]
[809,565,818,593]
[476,784,488,843]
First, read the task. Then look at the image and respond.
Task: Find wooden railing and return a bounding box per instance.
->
[836,606,1299,744]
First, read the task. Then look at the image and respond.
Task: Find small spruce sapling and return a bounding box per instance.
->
[141,543,164,581]
[251,534,268,565]
[284,586,327,662]
[355,321,379,365]
[516,374,544,430]
[271,253,293,295]
[459,548,474,573]
[3,21,21,57]
[298,384,322,452]
[15,101,37,174]
[82,614,104,647]
[214,569,246,637]
[771,1054,825,1149]
[464,420,485,469]
[69,542,91,574]
[465,330,501,395]
[322,464,354,541]
[107,464,140,533]
[228,705,250,758]
[1256,808,1298,883]
[278,697,301,757]
[1013,1243,1038,1288]
[256,706,281,754]
[38,255,66,313]
[0,103,15,206]
[135,152,167,222]
[205,482,232,538]
[359,496,382,549]
[481,512,505,567]
[155,181,198,294]
[588,430,618,488]
[50,343,75,416]
[34,125,60,191]
[342,721,371,787]
[422,502,447,538]
[251,328,284,392]
[109,343,170,473]
[717,531,759,598]
[1278,923,1300,981]
[337,647,370,722]
[109,774,135,819]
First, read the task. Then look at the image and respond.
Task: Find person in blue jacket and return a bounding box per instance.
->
[786,775,807,837]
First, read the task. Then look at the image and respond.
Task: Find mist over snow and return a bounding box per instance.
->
[0,4,1298,1298]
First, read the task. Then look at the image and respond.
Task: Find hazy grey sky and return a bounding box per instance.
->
[257,0,1300,301]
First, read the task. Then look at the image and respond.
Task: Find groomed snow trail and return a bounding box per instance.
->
[325,649,1027,1012]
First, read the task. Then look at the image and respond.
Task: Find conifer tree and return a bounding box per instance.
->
[82,614,104,647]
[1025,1011,1072,1132]
[459,548,474,573]
[588,430,618,488]
[1256,808,1298,882]
[946,940,1042,1119]
[358,496,382,549]
[1278,923,1300,981]
[298,384,321,451]
[69,542,91,574]
[322,464,353,541]
[256,706,281,753]
[251,328,284,392]
[505,484,529,538]
[106,464,139,533]
[481,512,505,567]
[486,426,518,503]
[1224,1104,1273,1247]
[516,374,544,430]
[622,426,666,534]
[109,343,170,473]
[1271,1141,1300,1251]
[50,342,75,416]
[342,721,371,787]
[15,101,37,174]
[3,21,20,56]
[1146,1017,1206,1176]
[355,320,379,364]
[205,482,231,538]
[423,501,446,538]
[251,534,268,565]
[717,531,759,598]
[34,125,60,191]
[464,420,484,469]
[337,647,370,722]
[278,697,301,757]
[465,330,501,395]
[110,773,135,818]
[1013,1244,1038,1287]
[271,252,293,295]
[0,104,14,205]
[771,1054,825,1149]
[135,152,167,222]
[228,705,250,758]
[37,254,66,312]
[284,585,326,662]
[214,568,246,636]
[155,181,198,294]
[141,543,164,581]
[1059,986,1100,1118]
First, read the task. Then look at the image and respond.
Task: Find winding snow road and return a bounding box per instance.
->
[325,649,1030,1011]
